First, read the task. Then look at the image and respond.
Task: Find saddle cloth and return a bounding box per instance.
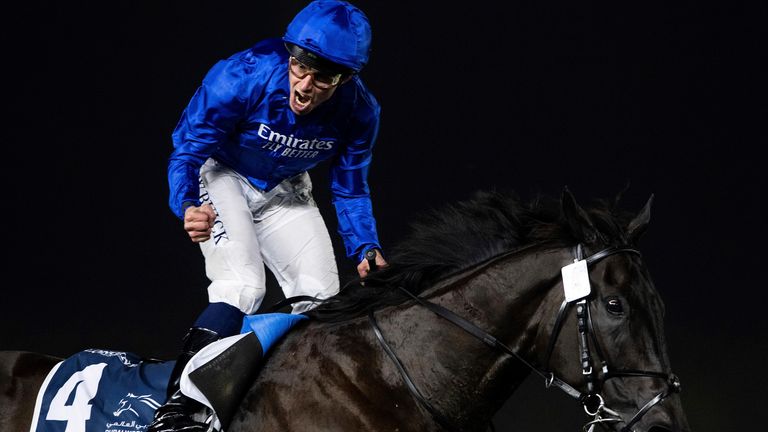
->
[30,349,174,432]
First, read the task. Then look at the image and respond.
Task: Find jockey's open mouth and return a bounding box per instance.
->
[295,90,311,106]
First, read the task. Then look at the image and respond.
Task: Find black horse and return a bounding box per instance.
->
[1,189,689,431]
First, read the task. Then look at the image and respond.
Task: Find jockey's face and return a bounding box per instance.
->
[287,57,347,115]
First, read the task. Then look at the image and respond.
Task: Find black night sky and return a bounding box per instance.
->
[3,1,766,431]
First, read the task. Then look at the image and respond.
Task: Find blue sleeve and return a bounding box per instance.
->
[167,59,251,219]
[330,106,383,262]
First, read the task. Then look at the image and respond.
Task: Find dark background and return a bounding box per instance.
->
[3,1,766,430]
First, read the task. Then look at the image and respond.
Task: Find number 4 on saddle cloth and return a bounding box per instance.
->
[30,313,307,432]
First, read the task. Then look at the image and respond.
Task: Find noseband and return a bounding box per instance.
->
[369,244,682,432]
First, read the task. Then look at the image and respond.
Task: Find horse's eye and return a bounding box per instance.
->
[606,297,624,315]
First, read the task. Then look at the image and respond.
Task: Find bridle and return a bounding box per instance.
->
[369,244,682,432]
[543,244,682,431]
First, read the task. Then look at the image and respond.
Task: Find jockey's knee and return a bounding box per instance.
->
[207,281,266,315]
[288,274,340,314]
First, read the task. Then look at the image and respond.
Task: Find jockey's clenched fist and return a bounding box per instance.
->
[184,204,217,243]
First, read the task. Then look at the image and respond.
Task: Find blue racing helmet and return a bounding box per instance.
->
[283,0,372,73]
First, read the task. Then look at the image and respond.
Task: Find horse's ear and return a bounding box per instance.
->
[627,194,654,243]
[561,187,598,243]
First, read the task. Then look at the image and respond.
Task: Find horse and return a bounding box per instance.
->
[0,189,689,432]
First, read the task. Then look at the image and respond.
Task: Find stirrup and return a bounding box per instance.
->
[147,414,210,432]
[148,390,214,432]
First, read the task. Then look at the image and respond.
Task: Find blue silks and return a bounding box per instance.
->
[167,38,382,259]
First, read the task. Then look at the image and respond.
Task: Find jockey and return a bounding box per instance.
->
[150,1,387,430]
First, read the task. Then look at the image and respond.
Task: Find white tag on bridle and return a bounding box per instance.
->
[561,259,591,302]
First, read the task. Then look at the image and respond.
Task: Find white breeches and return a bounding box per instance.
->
[198,159,339,315]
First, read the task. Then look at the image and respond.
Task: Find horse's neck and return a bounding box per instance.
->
[379,247,567,427]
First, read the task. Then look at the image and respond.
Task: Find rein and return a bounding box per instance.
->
[369,244,682,432]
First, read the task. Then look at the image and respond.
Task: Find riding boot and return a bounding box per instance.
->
[166,327,221,399]
[148,327,221,432]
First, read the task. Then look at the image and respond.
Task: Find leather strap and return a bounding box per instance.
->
[542,299,569,371]
[266,295,322,313]
[368,311,460,431]
[585,247,641,265]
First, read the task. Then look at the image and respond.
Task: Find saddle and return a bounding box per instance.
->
[180,313,308,431]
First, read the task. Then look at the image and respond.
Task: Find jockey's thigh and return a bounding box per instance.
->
[255,173,340,314]
[198,159,267,315]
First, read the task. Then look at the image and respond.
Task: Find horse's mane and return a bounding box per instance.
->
[307,189,635,323]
